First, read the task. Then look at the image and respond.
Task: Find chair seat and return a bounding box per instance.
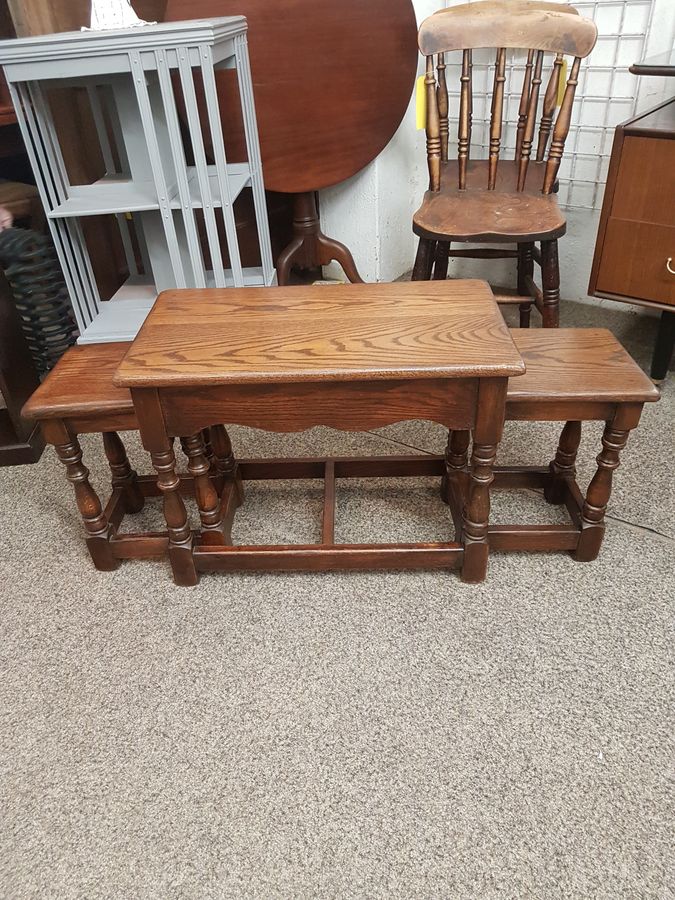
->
[413,159,567,243]
[506,329,660,405]
[22,341,135,423]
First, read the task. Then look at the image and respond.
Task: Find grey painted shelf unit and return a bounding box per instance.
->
[0,17,275,343]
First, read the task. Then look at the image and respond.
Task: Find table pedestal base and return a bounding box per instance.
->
[275,192,364,285]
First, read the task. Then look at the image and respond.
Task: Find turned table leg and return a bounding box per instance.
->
[441,429,470,504]
[152,444,197,584]
[544,420,582,505]
[211,423,244,505]
[201,428,215,467]
[181,432,226,546]
[461,379,506,583]
[573,404,643,562]
[133,388,197,585]
[102,431,144,514]
[45,421,118,571]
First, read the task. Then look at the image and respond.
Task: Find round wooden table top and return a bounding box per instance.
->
[165,0,418,193]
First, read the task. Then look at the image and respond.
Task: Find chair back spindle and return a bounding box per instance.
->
[536,53,564,161]
[516,49,534,160]
[436,53,449,162]
[543,55,581,193]
[517,49,543,191]
[425,55,441,192]
[488,48,506,190]
[458,49,472,190]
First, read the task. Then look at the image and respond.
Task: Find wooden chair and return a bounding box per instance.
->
[412,2,597,327]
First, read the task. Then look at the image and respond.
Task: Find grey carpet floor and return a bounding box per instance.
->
[1,300,673,899]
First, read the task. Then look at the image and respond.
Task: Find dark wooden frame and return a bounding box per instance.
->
[0,271,44,465]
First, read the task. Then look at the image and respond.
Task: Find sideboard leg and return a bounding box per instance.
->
[650,309,675,382]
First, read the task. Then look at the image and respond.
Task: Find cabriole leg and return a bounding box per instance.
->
[544,420,582,505]
[102,431,144,513]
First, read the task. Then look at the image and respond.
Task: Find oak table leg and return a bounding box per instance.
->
[211,423,244,505]
[133,389,197,586]
[544,420,582,505]
[441,428,470,504]
[181,433,226,546]
[461,379,506,583]
[573,403,642,562]
[45,420,118,571]
[102,431,144,513]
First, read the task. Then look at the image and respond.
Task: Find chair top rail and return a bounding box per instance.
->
[418,7,597,58]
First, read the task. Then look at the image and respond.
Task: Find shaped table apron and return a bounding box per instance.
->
[130,376,491,440]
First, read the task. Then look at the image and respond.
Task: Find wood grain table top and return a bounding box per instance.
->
[114,282,526,387]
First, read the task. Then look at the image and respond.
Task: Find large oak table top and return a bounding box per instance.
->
[114,282,526,388]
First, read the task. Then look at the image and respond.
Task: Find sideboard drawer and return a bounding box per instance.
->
[596,220,675,306]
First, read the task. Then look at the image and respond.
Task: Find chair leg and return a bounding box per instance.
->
[517,241,534,328]
[540,239,560,328]
[544,420,581,505]
[433,241,451,280]
[412,238,436,281]
[102,431,144,514]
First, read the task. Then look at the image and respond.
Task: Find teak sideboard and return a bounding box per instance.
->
[589,97,675,381]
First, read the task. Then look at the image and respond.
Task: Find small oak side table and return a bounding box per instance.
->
[114,281,525,585]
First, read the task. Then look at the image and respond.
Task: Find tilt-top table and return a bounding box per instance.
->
[114,281,525,585]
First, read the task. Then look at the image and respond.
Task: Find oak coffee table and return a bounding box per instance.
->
[114,282,525,585]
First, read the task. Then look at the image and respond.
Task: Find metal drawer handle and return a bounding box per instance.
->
[667,258,675,275]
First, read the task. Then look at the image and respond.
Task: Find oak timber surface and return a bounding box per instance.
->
[114,282,525,387]
[165,0,417,193]
[508,329,659,403]
[23,342,133,420]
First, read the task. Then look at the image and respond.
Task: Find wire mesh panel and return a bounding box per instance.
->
[441,0,655,209]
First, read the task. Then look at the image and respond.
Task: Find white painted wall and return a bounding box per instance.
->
[320,0,675,310]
